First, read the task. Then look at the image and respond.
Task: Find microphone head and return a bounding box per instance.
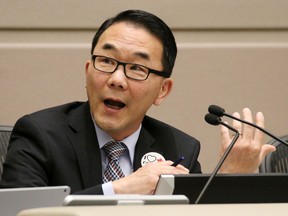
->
[208,105,225,117]
[204,113,221,126]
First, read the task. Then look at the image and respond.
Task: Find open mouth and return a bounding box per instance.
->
[104,99,126,110]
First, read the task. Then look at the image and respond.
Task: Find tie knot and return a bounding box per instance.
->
[102,141,127,160]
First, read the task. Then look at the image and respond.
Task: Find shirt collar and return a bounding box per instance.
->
[91,115,141,163]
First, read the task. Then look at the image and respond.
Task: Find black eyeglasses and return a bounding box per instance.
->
[91,55,170,81]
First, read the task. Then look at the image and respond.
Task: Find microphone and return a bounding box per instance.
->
[208,105,288,146]
[195,113,241,204]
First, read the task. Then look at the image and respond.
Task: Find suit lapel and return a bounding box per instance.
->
[133,117,179,170]
[133,127,156,170]
[66,102,103,189]
[65,105,180,187]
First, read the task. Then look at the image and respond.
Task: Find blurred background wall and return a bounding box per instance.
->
[1,0,288,173]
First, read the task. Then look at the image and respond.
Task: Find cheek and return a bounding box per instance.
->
[130,82,161,105]
[86,72,104,91]
[86,75,95,95]
[86,75,104,103]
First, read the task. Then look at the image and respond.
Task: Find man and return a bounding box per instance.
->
[0,10,275,195]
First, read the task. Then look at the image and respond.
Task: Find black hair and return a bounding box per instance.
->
[90,9,177,76]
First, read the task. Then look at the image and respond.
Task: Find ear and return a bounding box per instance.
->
[154,78,173,106]
[85,60,91,75]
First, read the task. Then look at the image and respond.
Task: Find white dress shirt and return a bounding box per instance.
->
[92,117,141,195]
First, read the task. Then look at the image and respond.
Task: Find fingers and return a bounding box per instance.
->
[220,111,241,147]
[172,163,189,173]
[232,111,242,133]
[241,108,254,140]
[113,161,189,194]
[259,144,276,161]
[231,108,263,141]
[219,107,269,173]
[254,111,264,143]
[154,160,189,174]
[236,108,264,146]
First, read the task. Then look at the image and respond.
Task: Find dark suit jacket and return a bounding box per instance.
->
[0,102,201,194]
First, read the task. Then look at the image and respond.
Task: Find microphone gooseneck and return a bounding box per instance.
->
[195,113,240,204]
[208,105,288,147]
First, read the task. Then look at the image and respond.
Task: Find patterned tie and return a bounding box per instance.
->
[102,141,127,183]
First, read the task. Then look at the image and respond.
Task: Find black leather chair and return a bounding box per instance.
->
[0,125,13,179]
[259,135,288,173]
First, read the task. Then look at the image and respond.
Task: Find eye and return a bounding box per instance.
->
[95,56,116,66]
[126,64,149,79]
[99,57,115,65]
[129,64,147,72]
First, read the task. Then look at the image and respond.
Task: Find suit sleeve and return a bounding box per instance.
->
[172,127,202,173]
[0,115,51,187]
[0,115,105,195]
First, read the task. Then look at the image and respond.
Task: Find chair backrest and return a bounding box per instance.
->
[259,135,288,173]
[0,125,13,180]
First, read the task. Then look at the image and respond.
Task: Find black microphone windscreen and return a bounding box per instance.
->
[208,105,225,117]
[205,113,221,126]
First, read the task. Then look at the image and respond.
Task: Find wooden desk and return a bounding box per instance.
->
[18,203,288,216]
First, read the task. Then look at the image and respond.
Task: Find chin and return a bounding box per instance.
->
[95,117,120,131]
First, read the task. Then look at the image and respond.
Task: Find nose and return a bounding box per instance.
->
[107,65,128,89]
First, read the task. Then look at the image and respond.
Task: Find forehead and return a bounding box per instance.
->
[100,21,160,43]
[94,22,163,63]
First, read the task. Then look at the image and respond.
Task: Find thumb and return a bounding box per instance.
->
[259,144,276,162]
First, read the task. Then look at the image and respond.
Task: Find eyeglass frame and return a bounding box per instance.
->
[91,55,170,81]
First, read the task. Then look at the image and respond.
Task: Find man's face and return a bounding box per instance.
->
[85,22,173,140]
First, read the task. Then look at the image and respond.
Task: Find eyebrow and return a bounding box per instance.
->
[102,43,150,61]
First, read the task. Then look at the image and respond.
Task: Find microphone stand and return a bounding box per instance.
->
[195,122,240,204]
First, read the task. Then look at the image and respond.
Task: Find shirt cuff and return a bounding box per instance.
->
[102,182,115,195]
